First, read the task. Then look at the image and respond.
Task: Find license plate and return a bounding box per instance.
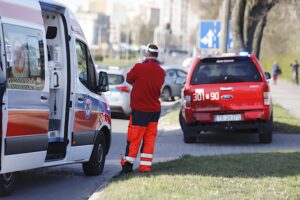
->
[214,114,242,122]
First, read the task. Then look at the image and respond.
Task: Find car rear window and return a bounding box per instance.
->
[108,74,124,85]
[191,57,262,84]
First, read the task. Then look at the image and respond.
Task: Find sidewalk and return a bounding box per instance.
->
[270,79,300,118]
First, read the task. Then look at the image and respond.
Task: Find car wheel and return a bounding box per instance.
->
[0,173,16,196]
[162,87,171,101]
[170,97,175,101]
[259,114,273,144]
[179,110,197,143]
[82,132,106,176]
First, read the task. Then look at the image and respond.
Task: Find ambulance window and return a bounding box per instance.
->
[76,41,88,88]
[76,40,96,91]
[2,24,45,90]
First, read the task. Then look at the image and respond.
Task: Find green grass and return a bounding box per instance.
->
[260,55,298,81]
[97,152,300,200]
[96,58,137,67]
[159,104,300,134]
[160,109,180,126]
[273,104,300,134]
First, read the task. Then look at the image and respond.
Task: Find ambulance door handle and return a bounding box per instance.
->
[77,96,84,103]
[40,94,48,102]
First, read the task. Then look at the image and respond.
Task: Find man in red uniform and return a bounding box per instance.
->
[119,44,165,175]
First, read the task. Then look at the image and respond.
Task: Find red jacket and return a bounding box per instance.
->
[126,58,165,112]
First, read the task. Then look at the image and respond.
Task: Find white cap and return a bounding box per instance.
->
[146,43,159,53]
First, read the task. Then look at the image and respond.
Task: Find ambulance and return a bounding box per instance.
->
[0,0,111,195]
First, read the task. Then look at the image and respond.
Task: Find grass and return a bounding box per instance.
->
[159,109,180,126]
[260,54,299,81]
[97,152,300,200]
[273,104,300,134]
[159,104,300,134]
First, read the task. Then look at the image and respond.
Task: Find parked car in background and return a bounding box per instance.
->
[161,67,187,101]
[99,67,132,117]
[179,53,273,144]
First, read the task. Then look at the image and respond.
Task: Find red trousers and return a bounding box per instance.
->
[121,110,160,172]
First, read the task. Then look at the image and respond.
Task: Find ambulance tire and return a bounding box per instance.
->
[0,173,16,196]
[82,132,106,176]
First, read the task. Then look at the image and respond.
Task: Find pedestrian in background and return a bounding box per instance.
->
[117,44,165,176]
[272,61,281,85]
[290,60,299,85]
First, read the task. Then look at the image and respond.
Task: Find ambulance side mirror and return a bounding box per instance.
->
[98,71,109,92]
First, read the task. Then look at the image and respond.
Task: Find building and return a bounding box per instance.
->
[76,11,110,49]
[154,0,199,52]
[81,0,108,14]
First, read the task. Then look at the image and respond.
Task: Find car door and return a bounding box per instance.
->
[0,2,49,173]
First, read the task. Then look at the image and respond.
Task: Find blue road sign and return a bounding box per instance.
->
[199,21,221,49]
[199,20,233,50]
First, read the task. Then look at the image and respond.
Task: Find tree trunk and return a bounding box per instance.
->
[232,0,247,52]
[252,16,267,58]
[232,0,279,56]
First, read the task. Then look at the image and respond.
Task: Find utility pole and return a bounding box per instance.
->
[221,0,231,53]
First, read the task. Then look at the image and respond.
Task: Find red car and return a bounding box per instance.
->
[179,53,272,143]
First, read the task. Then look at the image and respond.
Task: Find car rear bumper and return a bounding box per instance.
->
[183,108,272,125]
[186,120,268,134]
[110,105,131,116]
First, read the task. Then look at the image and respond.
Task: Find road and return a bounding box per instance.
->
[2,101,178,200]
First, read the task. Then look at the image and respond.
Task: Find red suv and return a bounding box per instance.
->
[179,54,272,144]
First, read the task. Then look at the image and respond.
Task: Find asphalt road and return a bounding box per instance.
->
[2,101,178,200]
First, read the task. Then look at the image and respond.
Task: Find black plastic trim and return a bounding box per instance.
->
[5,134,48,155]
[72,131,96,146]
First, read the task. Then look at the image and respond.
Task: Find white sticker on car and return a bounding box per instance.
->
[193,89,220,102]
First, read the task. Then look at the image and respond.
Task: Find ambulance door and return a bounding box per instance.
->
[0,1,49,173]
[70,39,99,161]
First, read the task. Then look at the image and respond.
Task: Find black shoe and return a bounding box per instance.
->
[112,162,133,179]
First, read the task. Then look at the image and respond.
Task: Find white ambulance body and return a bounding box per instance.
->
[0,0,111,195]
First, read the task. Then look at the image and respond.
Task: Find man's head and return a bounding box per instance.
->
[144,43,159,58]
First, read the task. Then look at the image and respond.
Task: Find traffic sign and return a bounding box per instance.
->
[199,20,233,50]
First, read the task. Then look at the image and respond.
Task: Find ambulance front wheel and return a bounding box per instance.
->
[82,132,106,176]
[0,173,16,196]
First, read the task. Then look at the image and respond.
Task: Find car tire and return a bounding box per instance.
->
[162,87,171,101]
[259,114,273,144]
[170,97,175,101]
[179,110,197,143]
[82,132,106,176]
[0,173,16,196]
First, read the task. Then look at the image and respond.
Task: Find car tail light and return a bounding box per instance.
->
[263,92,271,105]
[116,86,130,93]
[184,95,191,108]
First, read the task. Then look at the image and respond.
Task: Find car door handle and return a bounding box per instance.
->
[40,94,48,102]
[77,96,84,103]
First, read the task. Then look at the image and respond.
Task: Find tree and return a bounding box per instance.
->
[232,0,279,58]
[190,0,223,19]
